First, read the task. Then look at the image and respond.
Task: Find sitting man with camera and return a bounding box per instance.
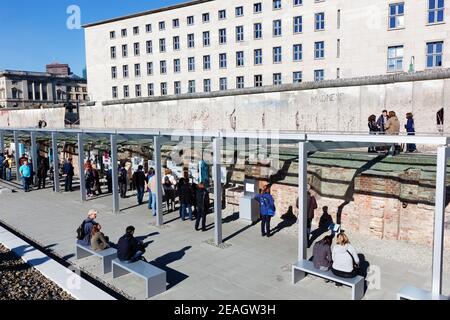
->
[117,226,148,263]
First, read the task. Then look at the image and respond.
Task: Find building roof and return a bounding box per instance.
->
[0,70,86,82]
[83,0,214,28]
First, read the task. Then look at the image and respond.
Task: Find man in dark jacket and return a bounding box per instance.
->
[132,165,146,205]
[63,158,75,192]
[376,110,388,133]
[179,171,194,221]
[77,210,98,246]
[195,183,210,231]
[312,235,333,271]
[119,164,128,198]
[37,158,49,189]
[117,226,146,262]
[0,153,5,180]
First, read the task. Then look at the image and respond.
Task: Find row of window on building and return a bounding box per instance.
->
[108,0,444,42]
[110,16,324,60]
[111,71,325,99]
[110,40,443,81]
[111,43,325,80]
[109,0,325,39]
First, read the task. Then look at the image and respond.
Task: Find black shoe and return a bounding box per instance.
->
[202,228,206,232]
[262,233,266,237]
[335,283,343,287]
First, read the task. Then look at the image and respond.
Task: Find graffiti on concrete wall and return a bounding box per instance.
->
[310,92,345,104]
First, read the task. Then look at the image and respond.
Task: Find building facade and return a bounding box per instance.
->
[84,0,450,103]
[0,70,89,109]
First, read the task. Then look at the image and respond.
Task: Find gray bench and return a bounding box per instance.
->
[397,285,449,300]
[292,259,365,300]
[112,258,166,299]
[76,244,117,274]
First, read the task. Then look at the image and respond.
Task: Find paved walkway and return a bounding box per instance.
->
[0,181,448,300]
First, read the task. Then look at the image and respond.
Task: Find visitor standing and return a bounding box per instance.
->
[385,111,401,155]
[119,163,128,198]
[37,158,49,189]
[19,159,31,192]
[132,165,146,205]
[255,184,276,237]
[178,171,194,221]
[195,183,210,231]
[376,110,389,133]
[63,158,75,192]
[162,169,177,212]
[368,115,379,153]
[405,112,417,153]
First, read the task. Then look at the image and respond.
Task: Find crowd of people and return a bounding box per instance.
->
[368,110,417,154]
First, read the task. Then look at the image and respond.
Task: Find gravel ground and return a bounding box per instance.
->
[0,244,74,300]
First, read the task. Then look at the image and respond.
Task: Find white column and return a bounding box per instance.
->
[77,133,86,202]
[432,146,448,296]
[0,130,4,154]
[14,131,20,181]
[30,131,38,185]
[298,142,308,261]
[154,136,163,226]
[51,132,60,192]
[213,137,222,246]
[111,134,119,214]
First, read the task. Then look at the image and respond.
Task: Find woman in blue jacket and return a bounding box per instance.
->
[405,112,417,153]
[255,184,276,237]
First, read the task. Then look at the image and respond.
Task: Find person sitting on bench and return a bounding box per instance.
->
[76,210,98,246]
[331,233,360,286]
[91,224,111,251]
[117,226,146,263]
[313,235,333,272]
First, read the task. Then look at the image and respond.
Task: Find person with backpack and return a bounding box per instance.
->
[195,182,210,231]
[255,184,276,237]
[76,210,98,246]
[331,233,360,285]
[178,171,194,221]
[117,226,147,263]
[132,165,146,205]
[119,163,128,198]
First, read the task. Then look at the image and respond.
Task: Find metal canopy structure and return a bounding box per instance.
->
[0,126,448,299]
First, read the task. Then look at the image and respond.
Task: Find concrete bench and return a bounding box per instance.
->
[112,258,166,299]
[76,244,117,274]
[397,285,449,300]
[292,259,365,300]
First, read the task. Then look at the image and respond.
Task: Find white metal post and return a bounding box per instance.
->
[213,137,223,246]
[0,130,4,154]
[14,131,20,181]
[77,133,86,202]
[432,146,448,296]
[51,132,60,192]
[30,131,38,185]
[111,134,119,214]
[298,142,308,261]
[154,136,163,226]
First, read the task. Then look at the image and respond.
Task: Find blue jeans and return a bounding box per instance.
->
[7,168,12,181]
[137,186,145,204]
[181,203,193,221]
[22,177,30,192]
[124,251,144,263]
[150,192,157,216]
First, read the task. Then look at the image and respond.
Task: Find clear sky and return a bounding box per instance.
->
[0,0,186,76]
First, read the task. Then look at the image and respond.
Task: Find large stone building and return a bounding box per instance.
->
[0,69,89,109]
[84,0,449,103]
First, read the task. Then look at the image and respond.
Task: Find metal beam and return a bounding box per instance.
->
[77,133,86,202]
[431,146,449,296]
[110,134,119,214]
[154,136,163,226]
[0,130,4,154]
[213,137,223,246]
[51,132,60,192]
[14,131,20,181]
[298,142,308,261]
[30,131,38,185]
